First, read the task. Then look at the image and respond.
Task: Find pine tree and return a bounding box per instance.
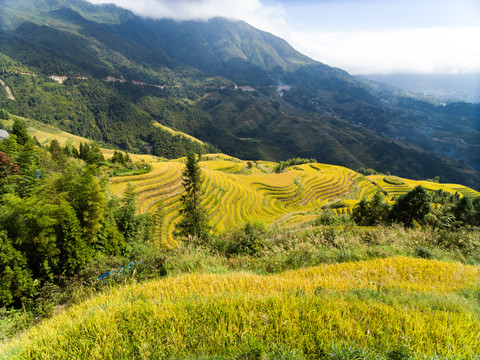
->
[11,119,29,146]
[16,139,38,172]
[453,196,476,226]
[49,139,67,169]
[175,151,209,239]
[115,184,138,244]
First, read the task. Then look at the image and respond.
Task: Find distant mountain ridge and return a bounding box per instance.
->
[364,73,480,104]
[0,0,479,188]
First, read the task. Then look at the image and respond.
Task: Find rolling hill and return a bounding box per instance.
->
[3,116,478,246]
[109,154,479,247]
[0,0,479,188]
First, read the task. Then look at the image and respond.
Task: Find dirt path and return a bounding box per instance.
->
[0,78,15,100]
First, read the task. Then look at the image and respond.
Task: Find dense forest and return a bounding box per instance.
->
[0,118,162,310]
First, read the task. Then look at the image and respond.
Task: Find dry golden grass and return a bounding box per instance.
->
[153,121,205,145]
[2,257,479,359]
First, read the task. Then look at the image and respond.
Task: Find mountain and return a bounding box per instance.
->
[0,0,479,189]
[363,73,480,104]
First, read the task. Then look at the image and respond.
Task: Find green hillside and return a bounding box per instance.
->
[1,116,480,359]
[0,0,478,188]
[1,1,480,358]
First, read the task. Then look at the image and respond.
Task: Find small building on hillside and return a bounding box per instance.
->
[238,85,256,92]
[50,75,68,84]
[0,129,9,140]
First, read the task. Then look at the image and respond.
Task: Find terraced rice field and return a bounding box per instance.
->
[110,157,480,245]
[368,175,480,202]
[110,158,361,245]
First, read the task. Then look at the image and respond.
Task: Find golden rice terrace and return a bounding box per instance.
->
[109,155,480,247]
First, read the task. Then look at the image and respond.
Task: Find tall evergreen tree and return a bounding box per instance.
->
[11,119,29,146]
[453,196,476,226]
[49,139,67,169]
[16,140,38,172]
[1,134,18,157]
[115,184,139,244]
[176,151,209,239]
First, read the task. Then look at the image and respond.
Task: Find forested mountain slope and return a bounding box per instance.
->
[0,0,478,188]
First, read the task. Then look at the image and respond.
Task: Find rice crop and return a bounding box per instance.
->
[110,157,479,243]
[2,257,479,359]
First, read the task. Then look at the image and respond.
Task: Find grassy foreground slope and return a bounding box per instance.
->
[2,257,479,359]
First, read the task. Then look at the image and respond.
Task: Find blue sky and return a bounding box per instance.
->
[272,0,480,30]
[86,0,480,75]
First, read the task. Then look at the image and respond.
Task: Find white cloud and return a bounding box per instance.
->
[282,26,480,74]
[86,0,285,30]
[86,0,480,75]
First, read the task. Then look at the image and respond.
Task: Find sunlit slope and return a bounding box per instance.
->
[368,175,480,201]
[1,117,89,147]
[111,159,362,246]
[2,257,479,359]
[110,157,480,246]
[153,121,205,145]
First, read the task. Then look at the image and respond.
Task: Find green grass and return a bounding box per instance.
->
[2,257,480,359]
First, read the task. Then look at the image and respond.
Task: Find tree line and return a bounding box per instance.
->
[352,186,480,229]
[0,119,156,309]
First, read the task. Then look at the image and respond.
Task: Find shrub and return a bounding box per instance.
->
[384,176,405,185]
[415,246,434,259]
[226,222,266,257]
[315,211,350,226]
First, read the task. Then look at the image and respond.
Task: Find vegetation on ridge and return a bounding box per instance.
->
[0,119,479,360]
[0,1,479,355]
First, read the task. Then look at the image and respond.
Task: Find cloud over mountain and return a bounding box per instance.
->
[86,0,284,27]
[86,0,480,75]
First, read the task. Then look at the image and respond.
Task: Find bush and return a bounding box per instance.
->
[384,176,405,185]
[415,246,434,259]
[226,222,266,257]
[315,211,350,226]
